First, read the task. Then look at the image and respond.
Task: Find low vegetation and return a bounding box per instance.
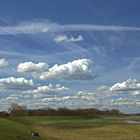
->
[0,104,140,140]
[1,103,121,117]
[0,115,140,140]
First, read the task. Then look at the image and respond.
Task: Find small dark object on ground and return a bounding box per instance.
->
[31,131,40,137]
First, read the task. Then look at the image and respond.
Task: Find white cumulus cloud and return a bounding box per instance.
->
[0,77,34,91]
[76,91,97,101]
[54,34,83,43]
[17,61,48,73]
[96,79,140,97]
[17,59,94,81]
[96,85,109,91]
[32,83,70,94]
[39,59,93,81]
[109,79,140,91]
[131,91,140,95]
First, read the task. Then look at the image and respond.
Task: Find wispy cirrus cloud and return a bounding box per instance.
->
[54,34,83,43]
[0,58,8,67]
[0,21,140,35]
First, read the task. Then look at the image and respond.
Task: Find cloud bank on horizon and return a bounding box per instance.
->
[0,57,139,113]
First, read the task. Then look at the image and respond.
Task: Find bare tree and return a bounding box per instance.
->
[9,103,28,116]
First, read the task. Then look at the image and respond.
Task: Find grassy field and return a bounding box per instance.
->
[0,115,140,140]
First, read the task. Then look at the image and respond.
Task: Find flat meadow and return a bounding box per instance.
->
[0,115,140,140]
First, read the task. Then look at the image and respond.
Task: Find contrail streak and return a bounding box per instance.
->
[0,21,140,35]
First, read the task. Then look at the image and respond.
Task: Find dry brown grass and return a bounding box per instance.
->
[38,124,140,140]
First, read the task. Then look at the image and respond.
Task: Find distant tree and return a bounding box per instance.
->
[110,109,121,115]
[0,111,9,117]
[7,104,122,116]
[34,109,48,116]
[9,103,28,116]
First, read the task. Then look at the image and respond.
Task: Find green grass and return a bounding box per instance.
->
[0,118,34,140]
[0,115,140,140]
[0,117,54,140]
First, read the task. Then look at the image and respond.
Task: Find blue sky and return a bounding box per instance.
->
[0,0,140,113]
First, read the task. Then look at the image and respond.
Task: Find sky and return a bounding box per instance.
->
[0,0,140,113]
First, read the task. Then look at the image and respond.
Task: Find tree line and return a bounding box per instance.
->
[0,103,122,117]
